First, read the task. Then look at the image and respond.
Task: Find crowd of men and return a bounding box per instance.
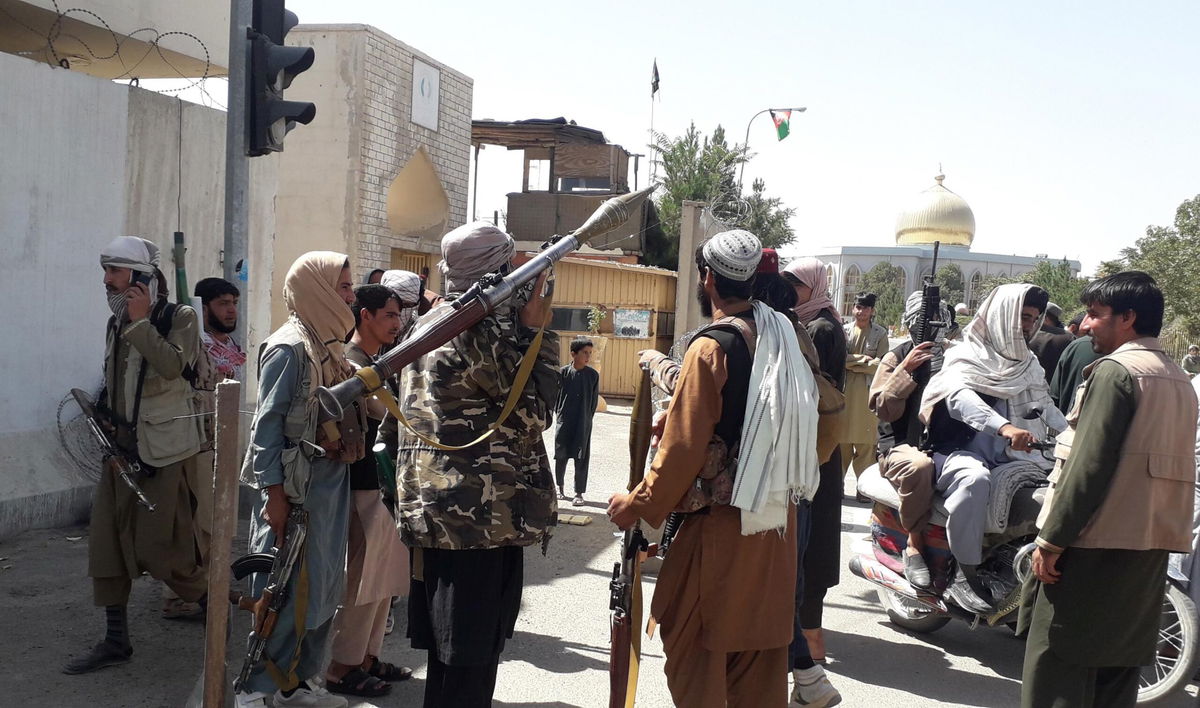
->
[60,225,1198,708]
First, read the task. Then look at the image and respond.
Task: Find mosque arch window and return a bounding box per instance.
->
[968,270,983,311]
[841,265,861,314]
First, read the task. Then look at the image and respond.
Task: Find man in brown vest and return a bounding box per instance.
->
[1022,271,1198,707]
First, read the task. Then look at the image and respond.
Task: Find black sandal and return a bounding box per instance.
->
[62,641,132,675]
[366,655,413,681]
[326,667,392,697]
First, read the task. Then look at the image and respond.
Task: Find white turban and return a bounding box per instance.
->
[100,236,160,273]
[381,270,422,305]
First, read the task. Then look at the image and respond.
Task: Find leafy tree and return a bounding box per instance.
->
[859,262,907,330]
[934,263,965,312]
[741,178,796,249]
[643,123,797,268]
[1103,194,1200,337]
[977,259,1091,322]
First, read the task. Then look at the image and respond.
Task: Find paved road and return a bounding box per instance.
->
[1,404,1196,706]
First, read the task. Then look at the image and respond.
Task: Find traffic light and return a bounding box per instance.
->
[247,0,315,156]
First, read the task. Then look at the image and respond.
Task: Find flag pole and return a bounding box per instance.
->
[649,93,655,183]
[737,105,807,193]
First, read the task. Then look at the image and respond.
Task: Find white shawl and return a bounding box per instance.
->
[731,302,820,535]
[920,283,1058,425]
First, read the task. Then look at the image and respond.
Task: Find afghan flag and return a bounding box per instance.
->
[770,109,791,141]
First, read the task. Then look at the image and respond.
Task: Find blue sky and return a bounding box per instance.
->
[285,0,1198,273]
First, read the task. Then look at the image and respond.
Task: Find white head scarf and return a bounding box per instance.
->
[100,236,161,320]
[919,283,1054,424]
[381,269,422,334]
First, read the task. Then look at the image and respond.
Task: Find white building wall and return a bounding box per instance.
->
[0,52,277,538]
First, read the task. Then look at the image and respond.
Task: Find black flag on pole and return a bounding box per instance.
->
[651,59,660,97]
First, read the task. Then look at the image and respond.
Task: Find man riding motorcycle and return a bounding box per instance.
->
[917,284,1067,614]
[868,291,959,591]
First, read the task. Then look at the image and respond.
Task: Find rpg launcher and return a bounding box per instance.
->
[315,186,655,423]
[610,365,654,708]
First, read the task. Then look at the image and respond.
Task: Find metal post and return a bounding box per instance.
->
[471,144,480,222]
[737,106,806,192]
[222,0,251,352]
[202,380,243,707]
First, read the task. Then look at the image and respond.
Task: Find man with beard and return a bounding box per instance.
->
[64,237,208,674]
[610,230,820,707]
[396,223,559,708]
[235,252,362,708]
[324,285,411,698]
[918,284,1067,614]
[1022,272,1198,707]
[868,291,959,590]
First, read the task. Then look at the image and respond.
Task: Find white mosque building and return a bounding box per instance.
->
[808,173,1081,315]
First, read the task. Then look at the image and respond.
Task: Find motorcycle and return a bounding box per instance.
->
[849,455,1199,705]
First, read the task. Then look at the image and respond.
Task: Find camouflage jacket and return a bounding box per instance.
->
[396,299,560,550]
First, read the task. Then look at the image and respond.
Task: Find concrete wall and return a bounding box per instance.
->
[275,24,472,325]
[0,52,277,539]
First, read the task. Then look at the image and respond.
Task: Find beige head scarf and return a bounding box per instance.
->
[283,251,356,387]
[438,222,515,293]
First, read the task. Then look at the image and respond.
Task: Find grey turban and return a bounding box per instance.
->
[381,269,422,305]
[438,222,515,293]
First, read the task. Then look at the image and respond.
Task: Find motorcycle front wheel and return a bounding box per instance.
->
[1137,583,1199,705]
[878,588,951,634]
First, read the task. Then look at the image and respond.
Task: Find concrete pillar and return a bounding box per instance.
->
[673,200,706,345]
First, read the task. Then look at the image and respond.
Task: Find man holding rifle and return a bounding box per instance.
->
[395,223,559,708]
[608,230,820,707]
[234,252,361,708]
[64,237,208,675]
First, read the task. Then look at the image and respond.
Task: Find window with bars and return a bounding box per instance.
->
[841,265,861,314]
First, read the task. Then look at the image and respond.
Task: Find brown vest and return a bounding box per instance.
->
[1040,338,1197,552]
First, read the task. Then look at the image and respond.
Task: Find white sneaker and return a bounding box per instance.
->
[572,493,585,507]
[234,691,268,708]
[274,679,348,708]
[790,666,842,707]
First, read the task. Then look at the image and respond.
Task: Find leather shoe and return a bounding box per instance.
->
[903,551,933,591]
[947,569,995,615]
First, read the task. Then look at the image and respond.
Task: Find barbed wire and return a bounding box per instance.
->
[2,1,222,106]
[56,390,104,483]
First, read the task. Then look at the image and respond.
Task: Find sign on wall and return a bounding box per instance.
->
[411,59,440,131]
[613,309,652,339]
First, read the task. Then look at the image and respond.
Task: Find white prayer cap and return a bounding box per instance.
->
[702,230,762,282]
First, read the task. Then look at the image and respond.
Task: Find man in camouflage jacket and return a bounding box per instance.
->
[396,222,559,708]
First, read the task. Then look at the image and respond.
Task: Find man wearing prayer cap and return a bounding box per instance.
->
[64,236,209,675]
[396,223,560,707]
[842,292,889,487]
[235,252,361,708]
[610,229,829,707]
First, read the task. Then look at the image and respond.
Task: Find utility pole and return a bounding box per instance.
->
[222,0,251,352]
[737,106,806,192]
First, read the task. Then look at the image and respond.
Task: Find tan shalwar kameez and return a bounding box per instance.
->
[839,321,887,477]
[628,308,796,708]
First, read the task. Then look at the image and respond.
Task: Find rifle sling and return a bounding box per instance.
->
[364,303,552,452]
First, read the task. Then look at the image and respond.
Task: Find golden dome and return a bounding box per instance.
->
[894,173,975,247]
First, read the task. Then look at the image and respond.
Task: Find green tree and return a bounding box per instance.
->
[740,178,796,249]
[1104,194,1200,337]
[934,263,965,311]
[977,259,1091,321]
[859,262,907,330]
[643,123,797,268]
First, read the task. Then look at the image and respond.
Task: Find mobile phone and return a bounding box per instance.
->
[132,271,153,288]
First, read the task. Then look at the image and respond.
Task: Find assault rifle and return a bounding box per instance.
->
[910,241,950,380]
[230,504,310,693]
[314,187,654,423]
[610,366,653,708]
[70,388,156,512]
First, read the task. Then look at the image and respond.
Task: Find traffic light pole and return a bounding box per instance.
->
[222,0,251,354]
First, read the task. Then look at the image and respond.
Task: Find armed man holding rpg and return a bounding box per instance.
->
[64,236,208,675]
